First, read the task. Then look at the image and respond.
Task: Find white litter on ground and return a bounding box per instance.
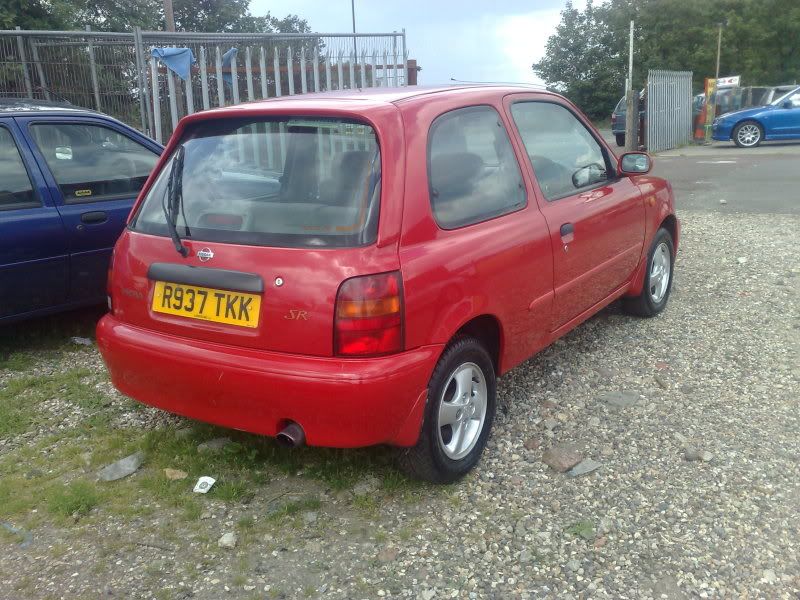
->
[193,476,216,494]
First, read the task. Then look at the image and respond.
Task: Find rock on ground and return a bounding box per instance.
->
[96,452,144,482]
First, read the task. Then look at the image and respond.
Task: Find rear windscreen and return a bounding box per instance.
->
[132,117,381,248]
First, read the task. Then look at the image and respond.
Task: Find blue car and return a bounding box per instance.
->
[712,85,800,147]
[0,99,162,323]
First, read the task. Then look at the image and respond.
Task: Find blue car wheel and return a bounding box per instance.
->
[733,120,763,148]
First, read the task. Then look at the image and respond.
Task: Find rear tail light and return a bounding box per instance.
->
[334,271,404,356]
[611,113,617,125]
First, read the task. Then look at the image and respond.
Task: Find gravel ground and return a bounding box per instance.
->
[1,209,798,599]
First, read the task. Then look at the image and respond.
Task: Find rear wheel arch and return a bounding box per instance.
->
[450,314,503,374]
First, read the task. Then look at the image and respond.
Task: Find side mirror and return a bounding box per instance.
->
[571,163,607,188]
[619,152,651,175]
[783,99,793,109]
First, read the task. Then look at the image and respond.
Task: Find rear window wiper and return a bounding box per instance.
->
[163,146,189,257]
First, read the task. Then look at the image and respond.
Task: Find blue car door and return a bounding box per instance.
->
[19,116,160,303]
[763,89,800,138]
[0,118,69,319]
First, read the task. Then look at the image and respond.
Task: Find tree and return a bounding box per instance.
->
[534,0,800,119]
[533,1,623,119]
[0,0,74,30]
[0,0,310,34]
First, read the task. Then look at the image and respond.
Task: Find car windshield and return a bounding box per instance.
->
[132,117,381,248]
[770,86,800,106]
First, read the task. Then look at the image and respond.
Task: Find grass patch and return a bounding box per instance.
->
[46,480,102,518]
[352,494,380,516]
[267,496,321,522]
[0,424,145,524]
[182,499,203,521]
[0,352,35,371]
[0,526,26,545]
[0,368,107,437]
[214,479,251,502]
[565,519,595,541]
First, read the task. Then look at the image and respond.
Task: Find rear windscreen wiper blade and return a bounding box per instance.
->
[163,146,189,257]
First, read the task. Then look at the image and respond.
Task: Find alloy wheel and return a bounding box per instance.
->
[649,241,671,304]
[437,362,488,460]
[736,123,761,147]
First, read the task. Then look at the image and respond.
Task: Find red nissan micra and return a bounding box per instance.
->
[97,85,678,483]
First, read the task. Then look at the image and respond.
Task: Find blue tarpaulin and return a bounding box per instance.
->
[150,47,196,81]
[221,47,238,86]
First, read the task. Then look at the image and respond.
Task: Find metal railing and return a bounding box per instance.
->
[646,69,692,153]
[0,28,409,142]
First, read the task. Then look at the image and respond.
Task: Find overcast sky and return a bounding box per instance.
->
[249,0,582,85]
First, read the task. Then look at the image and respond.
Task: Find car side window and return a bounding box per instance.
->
[0,126,40,211]
[29,122,158,204]
[428,106,526,229]
[510,102,611,201]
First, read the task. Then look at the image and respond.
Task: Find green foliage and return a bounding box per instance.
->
[534,0,800,119]
[0,368,105,437]
[1,0,310,33]
[47,480,102,517]
[0,352,35,371]
[565,519,596,540]
[0,0,73,30]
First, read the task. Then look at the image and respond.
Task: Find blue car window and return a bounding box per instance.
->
[30,123,158,204]
[0,126,40,211]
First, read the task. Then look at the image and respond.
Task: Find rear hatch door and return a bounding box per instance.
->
[111,113,400,357]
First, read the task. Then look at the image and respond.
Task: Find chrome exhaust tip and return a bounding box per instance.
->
[276,422,305,448]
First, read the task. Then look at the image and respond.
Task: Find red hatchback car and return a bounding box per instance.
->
[97,85,678,483]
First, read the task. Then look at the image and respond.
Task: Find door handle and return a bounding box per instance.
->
[560,222,575,247]
[80,211,108,225]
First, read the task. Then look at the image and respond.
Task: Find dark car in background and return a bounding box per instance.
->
[610,91,646,147]
[0,99,162,323]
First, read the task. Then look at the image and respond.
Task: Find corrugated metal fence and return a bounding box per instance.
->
[0,28,409,142]
[646,69,692,153]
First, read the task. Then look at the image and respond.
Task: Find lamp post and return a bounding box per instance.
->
[705,20,726,143]
[351,0,357,60]
[625,20,637,151]
[164,0,175,31]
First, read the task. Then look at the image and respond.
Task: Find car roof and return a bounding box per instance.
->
[0,97,101,116]
[191,84,559,119]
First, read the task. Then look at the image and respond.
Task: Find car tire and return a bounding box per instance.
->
[732,120,763,148]
[398,336,496,484]
[623,227,675,318]
[615,133,625,147]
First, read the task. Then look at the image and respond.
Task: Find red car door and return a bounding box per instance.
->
[505,95,645,331]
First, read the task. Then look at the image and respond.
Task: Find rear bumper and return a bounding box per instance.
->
[96,315,441,447]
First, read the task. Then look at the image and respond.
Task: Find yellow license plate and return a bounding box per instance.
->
[151,281,261,328]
